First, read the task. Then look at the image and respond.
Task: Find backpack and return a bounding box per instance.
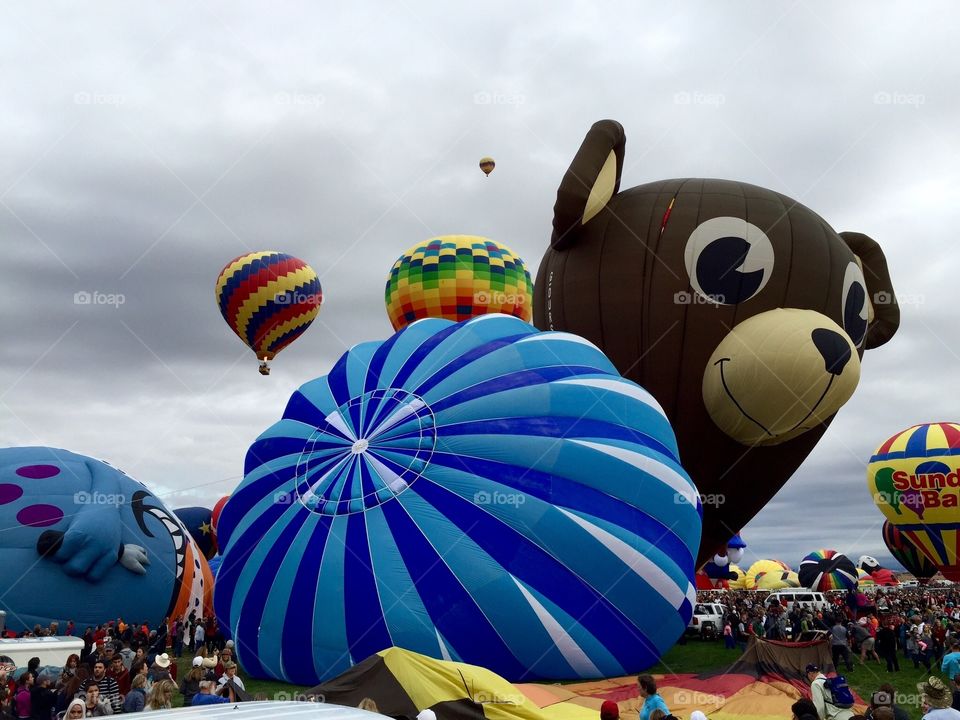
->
[824,676,855,708]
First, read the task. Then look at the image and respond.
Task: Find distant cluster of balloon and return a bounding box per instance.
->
[2,118,911,687]
[203,118,906,686]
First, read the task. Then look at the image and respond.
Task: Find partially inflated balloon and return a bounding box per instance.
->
[0,447,212,630]
[384,236,532,331]
[856,569,876,587]
[755,571,800,590]
[869,568,899,586]
[882,520,938,581]
[216,315,701,685]
[727,564,746,589]
[534,120,900,564]
[867,423,960,580]
[799,549,857,591]
[173,506,217,560]
[743,559,790,590]
[216,252,322,375]
[210,495,229,545]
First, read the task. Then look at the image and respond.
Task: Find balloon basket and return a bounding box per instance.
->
[258,361,271,376]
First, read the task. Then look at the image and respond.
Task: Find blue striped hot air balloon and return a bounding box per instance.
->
[215,315,702,685]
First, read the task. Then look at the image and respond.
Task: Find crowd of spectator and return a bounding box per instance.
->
[0,615,246,718]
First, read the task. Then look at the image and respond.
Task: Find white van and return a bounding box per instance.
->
[765,590,830,612]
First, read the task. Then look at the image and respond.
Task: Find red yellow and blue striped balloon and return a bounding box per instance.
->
[881,520,938,580]
[216,251,322,374]
[868,422,960,580]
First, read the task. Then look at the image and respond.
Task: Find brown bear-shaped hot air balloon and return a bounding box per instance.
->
[533,119,900,565]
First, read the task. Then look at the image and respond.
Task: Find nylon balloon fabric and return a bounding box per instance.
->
[882,520,938,580]
[215,314,701,685]
[867,422,960,580]
[215,251,322,365]
[384,236,532,331]
[798,549,858,591]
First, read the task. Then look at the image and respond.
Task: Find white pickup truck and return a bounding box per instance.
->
[686,602,726,639]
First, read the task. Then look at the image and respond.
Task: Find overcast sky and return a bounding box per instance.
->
[1,1,958,574]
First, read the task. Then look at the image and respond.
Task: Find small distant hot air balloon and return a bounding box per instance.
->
[479,157,495,176]
[215,252,322,375]
[867,422,960,580]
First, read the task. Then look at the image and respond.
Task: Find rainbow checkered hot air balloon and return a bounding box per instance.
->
[868,423,960,580]
[215,315,701,685]
[384,236,533,331]
[798,549,858,591]
[216,251,322,375]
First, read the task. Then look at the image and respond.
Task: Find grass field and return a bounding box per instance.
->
[170,643,942,719]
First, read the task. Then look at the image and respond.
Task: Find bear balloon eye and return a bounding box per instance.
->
[683,217,775,305]
[841,261,868,348]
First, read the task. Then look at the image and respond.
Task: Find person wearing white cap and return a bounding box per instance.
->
[179,658,204,706]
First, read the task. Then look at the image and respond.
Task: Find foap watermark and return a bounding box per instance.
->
[473,90,526,106]
[675,491,726,508]
[273,691,325,702]
[74,290,125,308]
[474,490,526,507]
[274,291,324,307]
[673,91,726,107]
[74,490,126,507]
[673,691,724,708]
[873,91,925,108]
[674,290,725,306]
[273,491,296,505]
[474,691,525,705]
[474,290,526,307]
[873,290,925,307]
[275,91,326,108]
[74,92,125,107]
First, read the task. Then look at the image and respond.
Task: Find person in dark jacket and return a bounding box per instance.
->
[29,675,56,720]
[179,660,204,706]
[123,674,147,713]
[877,621,901,672]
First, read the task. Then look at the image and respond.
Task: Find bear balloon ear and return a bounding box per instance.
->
[840,231,900,349]
[551,119,626,250]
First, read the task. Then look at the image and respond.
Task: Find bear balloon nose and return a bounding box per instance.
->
[702,308,860,446]
[812,328,852,376]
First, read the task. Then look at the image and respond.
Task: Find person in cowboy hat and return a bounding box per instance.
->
[917,677,960,720]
